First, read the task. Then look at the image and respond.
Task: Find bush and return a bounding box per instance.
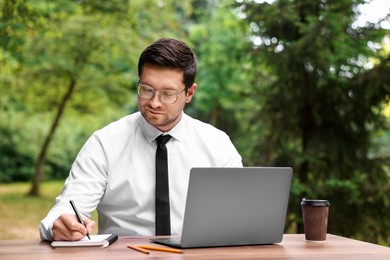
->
[0,126,36,182]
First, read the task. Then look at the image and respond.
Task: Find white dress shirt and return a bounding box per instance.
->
[39,112,242,240]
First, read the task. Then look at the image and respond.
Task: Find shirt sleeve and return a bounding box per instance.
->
[219,133,243,167]
[39,133,108,241]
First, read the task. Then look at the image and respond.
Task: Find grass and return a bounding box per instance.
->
[0,181,98,240]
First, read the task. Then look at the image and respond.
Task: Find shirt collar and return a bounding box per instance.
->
[138,112,187,143]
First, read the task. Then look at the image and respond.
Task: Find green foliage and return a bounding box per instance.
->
[188,0,266,144]
[0,0,194,185]
[1,0,389,246]
[236,0,390,244]
[0,125,35,182]
[0,109,112,182]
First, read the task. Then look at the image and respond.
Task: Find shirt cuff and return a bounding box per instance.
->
[39,221,54,241]
[39,206,74,241]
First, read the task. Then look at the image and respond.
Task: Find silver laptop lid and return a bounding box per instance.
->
[180,167,293,248]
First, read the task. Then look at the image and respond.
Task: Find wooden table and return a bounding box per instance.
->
[0,234,389,259]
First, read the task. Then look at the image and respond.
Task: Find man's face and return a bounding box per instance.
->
[138,64,196,132]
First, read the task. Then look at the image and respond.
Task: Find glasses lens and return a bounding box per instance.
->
[161,90,179,104]
[137,84,183,104]
[137,85,154,99]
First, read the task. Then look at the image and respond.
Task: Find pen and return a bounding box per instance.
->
[127,245,150,254]
[69,200,91,240]
[139,245,184,254]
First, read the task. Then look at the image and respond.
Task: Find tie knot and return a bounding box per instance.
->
[156,135,171,145]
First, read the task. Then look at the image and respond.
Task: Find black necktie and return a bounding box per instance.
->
[155,134,172,235]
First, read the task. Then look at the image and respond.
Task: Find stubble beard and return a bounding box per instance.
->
[141,108,181,132]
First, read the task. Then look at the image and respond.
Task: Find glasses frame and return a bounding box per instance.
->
[136,83,186,105]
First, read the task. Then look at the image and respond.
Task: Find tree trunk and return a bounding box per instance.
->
[209,106,220,126]
[28,77,76,196]
[297,63,313,233]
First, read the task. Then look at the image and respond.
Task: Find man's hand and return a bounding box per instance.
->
[52,214,95,241]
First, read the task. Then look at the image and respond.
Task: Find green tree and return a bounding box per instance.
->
[23,7,137,196]
[188,0,264,147]
[0,0,195,194]
[236,0,390,244]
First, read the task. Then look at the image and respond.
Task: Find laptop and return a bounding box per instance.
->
[151,167,293,248]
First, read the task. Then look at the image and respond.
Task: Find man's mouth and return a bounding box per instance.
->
[147,108,163,115]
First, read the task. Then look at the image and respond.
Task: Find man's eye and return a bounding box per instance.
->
[140,86,154,93]
[162,91,178,96]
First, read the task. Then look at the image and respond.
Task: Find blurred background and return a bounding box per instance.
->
[0,0,389,245]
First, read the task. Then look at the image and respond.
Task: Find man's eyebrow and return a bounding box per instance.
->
[139,81,179,91]
[138,80,151,86]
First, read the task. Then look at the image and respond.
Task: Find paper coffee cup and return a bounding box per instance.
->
[301,198,330,241]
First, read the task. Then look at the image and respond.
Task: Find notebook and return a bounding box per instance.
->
[51,234,118,248]
[151,167,293,248]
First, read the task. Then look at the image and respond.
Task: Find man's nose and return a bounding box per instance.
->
[150,91,162,107]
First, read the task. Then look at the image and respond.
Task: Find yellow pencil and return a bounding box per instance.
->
[139,245,184,254]
[127,244,150,254]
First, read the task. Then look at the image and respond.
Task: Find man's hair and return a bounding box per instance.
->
[138,38,197,90]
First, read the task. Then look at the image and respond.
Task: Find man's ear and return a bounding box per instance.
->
[185,83,197,103]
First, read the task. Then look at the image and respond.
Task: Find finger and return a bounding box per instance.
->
[53,215,86,241]
[83,217,96,234]
[53,217,69,241]
[55,225,86,241]
[53,215,84,241]
[53,217,78,241]
[62,214,86,232]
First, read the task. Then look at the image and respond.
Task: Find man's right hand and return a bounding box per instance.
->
[52,214,96,241]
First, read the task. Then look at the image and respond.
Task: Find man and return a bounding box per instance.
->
[39,38,242,241]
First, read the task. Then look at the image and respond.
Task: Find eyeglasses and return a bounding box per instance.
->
[136,83,186,104]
